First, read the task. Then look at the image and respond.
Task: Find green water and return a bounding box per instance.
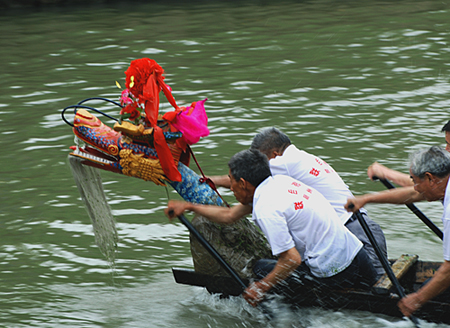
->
[1,1,450,327]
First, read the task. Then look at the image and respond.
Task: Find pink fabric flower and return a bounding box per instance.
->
[170,99,209,145]
[121,89,133,105]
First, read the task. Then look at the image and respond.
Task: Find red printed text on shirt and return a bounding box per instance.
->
[294,201,304,210]
[309,168,320,177]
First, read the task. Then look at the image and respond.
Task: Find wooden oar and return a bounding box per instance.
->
[373,177,443,240]
[174,212,272,319]
[350,206,421,327]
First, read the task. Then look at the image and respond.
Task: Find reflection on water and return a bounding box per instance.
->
[1,0,450,327]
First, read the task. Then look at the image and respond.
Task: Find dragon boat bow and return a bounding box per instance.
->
[62,57,272,279]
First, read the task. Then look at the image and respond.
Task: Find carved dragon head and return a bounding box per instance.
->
[62,58,209,186]
[67,107,183,186]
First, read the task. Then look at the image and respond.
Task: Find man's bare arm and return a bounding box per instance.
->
[165,200,251,224]
[367,162,413,187]
[208,175,231,188]
[243,247,301,306]
[345,186,426,212]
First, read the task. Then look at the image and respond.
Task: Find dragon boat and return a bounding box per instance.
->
[62,58,450,325]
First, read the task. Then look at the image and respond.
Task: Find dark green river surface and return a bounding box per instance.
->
[1,1,450,327]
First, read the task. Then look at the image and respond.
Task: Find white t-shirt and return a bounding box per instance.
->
[269,145,357,224]
[441,178,450,261]
[252,175,363,278]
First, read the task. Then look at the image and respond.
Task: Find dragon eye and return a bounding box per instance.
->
[108,145,119,156]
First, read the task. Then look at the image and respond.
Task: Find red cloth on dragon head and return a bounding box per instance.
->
[124,58,182,182]
[125,58,178,127]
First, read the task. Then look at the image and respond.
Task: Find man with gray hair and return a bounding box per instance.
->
[166,149,377,306]
[211,127,387,278]
[346,146,450,317]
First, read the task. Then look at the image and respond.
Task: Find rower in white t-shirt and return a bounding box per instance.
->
[167,148,378,307]
[250,127,387,277]
[345,146,450,318]
[253,174,362,278]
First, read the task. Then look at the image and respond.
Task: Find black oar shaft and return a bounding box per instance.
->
[353,210,420,327]
[175,213,273,319]
[176,213,247,290]
[376,177,443,240]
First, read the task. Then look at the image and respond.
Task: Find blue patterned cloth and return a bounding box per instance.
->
[168,162,224,207]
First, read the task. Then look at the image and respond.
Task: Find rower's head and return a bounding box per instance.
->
[251,127,291,160]
[441,120,450,152]
[409,146,450,201]
[228,149,271,205]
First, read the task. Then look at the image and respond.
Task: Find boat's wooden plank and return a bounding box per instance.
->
[373,254,418,294]
[414,260,441,283]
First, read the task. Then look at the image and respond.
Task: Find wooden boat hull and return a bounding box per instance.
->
[172,260,450,325]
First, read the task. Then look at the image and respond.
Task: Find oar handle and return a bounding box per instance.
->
[373,177,443,240]
[349,206,420,327]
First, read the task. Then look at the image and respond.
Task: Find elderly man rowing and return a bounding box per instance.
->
[346,146,450,317]
[211,127,387,278]
[166,149,377,306]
